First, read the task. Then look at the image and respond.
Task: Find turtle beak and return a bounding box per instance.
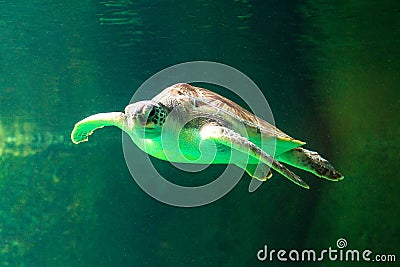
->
[125,112,138,130]
[125,112,147,129]
[125,113,134,129]
[124,101,154,129]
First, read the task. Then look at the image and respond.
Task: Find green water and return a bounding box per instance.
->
[0,0,399,266]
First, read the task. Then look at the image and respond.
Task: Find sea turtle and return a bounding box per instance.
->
[71,83,343,189]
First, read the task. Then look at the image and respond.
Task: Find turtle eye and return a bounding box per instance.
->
[146,107,159,126]
[148,108,156,118]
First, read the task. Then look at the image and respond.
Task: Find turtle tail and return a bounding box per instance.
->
[71,112,125,144]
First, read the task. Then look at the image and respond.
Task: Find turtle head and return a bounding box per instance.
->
[124,101,168,136]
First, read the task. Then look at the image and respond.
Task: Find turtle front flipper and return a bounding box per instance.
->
[71,112,125,144]
[235,162,272,181]
[200,124,310,189]
[276,147,344,181]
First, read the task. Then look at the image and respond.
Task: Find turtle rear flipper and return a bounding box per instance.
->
[277,147,344,181]
[71,112,125,144]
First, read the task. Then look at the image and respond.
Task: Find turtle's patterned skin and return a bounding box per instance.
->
[71,83,343,189]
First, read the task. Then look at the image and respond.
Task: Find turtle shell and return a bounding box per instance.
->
[152,83,305,155]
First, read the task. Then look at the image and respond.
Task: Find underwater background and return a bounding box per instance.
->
[0,0,399,266]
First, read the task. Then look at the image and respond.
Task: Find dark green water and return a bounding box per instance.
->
[0,0,399,266]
